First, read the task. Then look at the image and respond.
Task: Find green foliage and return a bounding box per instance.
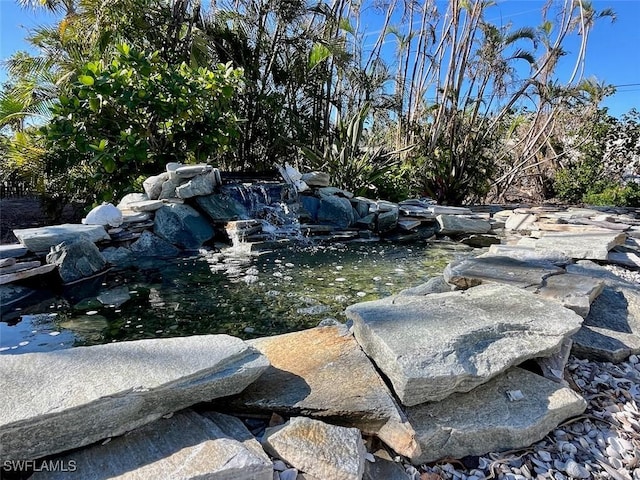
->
[299,104,401,198]
[40,45,243,202]
[553,157,605,204]
[583,183,640,207]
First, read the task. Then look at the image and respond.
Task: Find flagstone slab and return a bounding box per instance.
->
[31,410,272,480]
[224,326,419,459]
[522,231,626,260]
[436,215,491,235]
[0,335,269,460]
[505,213,538,231]
[406,368,587,464]
[532,273,605,318]
[443,255,563,289]
[0,264,56,285]
[0,244,28,259]
[345,284,583,406]
[13,224,111,254]
[486,245,571,265]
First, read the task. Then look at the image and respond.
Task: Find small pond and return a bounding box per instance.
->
[0,241,468,354]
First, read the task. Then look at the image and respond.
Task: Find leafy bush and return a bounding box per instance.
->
[583,183,640,207]
[41,44,243,203]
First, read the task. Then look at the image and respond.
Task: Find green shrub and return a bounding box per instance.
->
[583,182,640,207]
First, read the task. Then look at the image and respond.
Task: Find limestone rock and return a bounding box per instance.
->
[572,286,640,362]
[486,245,571,265]
[143,172,169,200]
[301,171,331,187]
[174,163,214,178]
[522,231,626,260]
[46,238,107,283]
[318,195,355,229]
[154,203,214,249]
[83,203,123,227]
[436,215,491,235]
[116,192,148,210]
[533,273,604,318]
[176,170,219,199]
[345,284,584,406]
[130,231,180,257]
[263,417,366,480]
[505,212,538,231]
[14,224,110,254]
[443,256,563,289]
[226,326,419,459]
[31,410,273,480]
[406,368,587,464]
[196,193,251,222]
[0,334,269,460]
[127,199,165,212]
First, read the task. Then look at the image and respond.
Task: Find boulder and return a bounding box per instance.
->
[436,215,491,235]
[356,214,376,230]
[520,231,626,261]
[154,204,214,249]
[158,178,182,200]
[301,171,331,187]
[263,417,366,480]
[46,238,107,283]
[0,284,37,310]
[377,209,399,233]
[443,256,563,289]
[130,231,180,257]
[143,172,169,200]
[82,203,123,227]
[31,410,272,480]
[174,163,213,178]
[406,368,586,464]
[459,234,501,247]
[100,246,133,267]
[195,193,250,222]
[116,192,148,210]
[318,187,353,198]
[299,195,321,221]
[225,326,419,459]
[14,224,110,254]
[0,334,269,460]
[317,195,355,229]
[345,284,584,406]
[532,273,604,318]
[176,170,219,199]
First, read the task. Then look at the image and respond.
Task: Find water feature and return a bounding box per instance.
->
[0,241,467,354]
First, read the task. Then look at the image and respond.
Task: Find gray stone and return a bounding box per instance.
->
[301,171,331,187]
[377,209,399,233]
[522,231,626,260]
[0,257,16,267]
[0,284,37,309]
[436,215,491,235]
[566,260,639,289]
[14,224,111,254]
[0,244,28,259]
[0,334,269,460]
[351,198,372,218]
[397,218,423,231]
[356,214,376,230]
[100,246,133,267]
[126,199,165,212]
[443,256,563,289]
[31,410,272,480]
[116,192,148,210]
[300,195,321,221]
[263,417,366,480]
[398,276,454,296]
[46,239,107,283]
[532,274,604,318]
[154,203,214,249]
[571,286,640,362]
[0,260,41,274]
[505,212,538,231]
[97,286,131,307]
[607,251,640,268]
[406,368,587,464]
[429,205,472,215]
[318,195,355,229]
[143,172,169,200]
[0,264,56,285]
[121,211,152,224]
[176,170,219,199]
[536,338,573,384]
[83,203,123,227]
[226,326,419,459]
[460,234,501,247]
[130,230,180,257]
[195,193,251,222]
[345,284,584,406]
[364,452,412,480]
[174,163,213,178]
[318,187,354,198]
[486,245,571,265]
[159,178,182,200]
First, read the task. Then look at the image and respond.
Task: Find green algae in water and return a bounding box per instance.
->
[1,241,463,352]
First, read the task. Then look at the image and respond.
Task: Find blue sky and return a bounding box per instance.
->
[1,0,639,116]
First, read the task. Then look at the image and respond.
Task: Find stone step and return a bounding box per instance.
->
[406,367,586,464]
[519,231,626,261]
[0,335,269,460]
[30,410,272,480]
[223,325,419,459]
[13,224,111,254]
[345,284,583,406]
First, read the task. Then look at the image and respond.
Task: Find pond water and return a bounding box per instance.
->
[0,241,468,354]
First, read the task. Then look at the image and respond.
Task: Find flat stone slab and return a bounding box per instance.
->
[263,417,366,480]
[505,212,538,231]
[13,224,111,253]
[406,368,587,464]
[0,335,269,460]
[436,215,491,235]
[225,326,419,459]
[127,199,165,212]
[532,273,605,318]
[521,231,626,260]
[345,284,584,406]
[486,244,571,265]
[0,264,56,285]
[444,255,563,289]
[31,410,272,480]
[0,244,28,259]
